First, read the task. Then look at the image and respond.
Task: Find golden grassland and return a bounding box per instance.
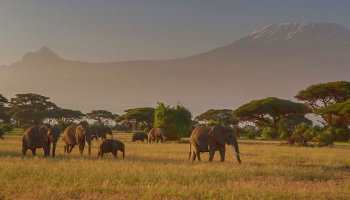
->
[0,132,350,200]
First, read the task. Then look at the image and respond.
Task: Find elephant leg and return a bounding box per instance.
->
[209,150,215,162]
[64,141,68,153]
[68,145,74,153]
[219,147,226,162]
[112,151,117,158]
[22,148,28,158]
[31,148,36,156]
[191,150,197,161]
[193,148,201,161]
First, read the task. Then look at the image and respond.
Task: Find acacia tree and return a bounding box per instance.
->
[115,107,155,131]
[316,99,350,140]
[195,109,239,127]
[154,103,192,140]
[295,81,350,125]
[86,110,117,125]
[46,108,85,123]
[0,94,10,123]
[233,97,305,134]
[9,93,57,125]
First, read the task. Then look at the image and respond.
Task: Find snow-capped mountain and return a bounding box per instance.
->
[0,22,349,115]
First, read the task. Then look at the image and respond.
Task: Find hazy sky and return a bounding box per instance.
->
[1,0,350,65]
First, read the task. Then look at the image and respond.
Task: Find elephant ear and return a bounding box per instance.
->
[39,126,48,136]
[209,125,225,146]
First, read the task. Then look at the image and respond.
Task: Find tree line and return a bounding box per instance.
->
[1,81,349,145]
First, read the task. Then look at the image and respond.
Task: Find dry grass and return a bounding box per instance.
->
[0,133,350,200]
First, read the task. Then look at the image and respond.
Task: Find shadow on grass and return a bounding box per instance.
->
[239,141,278,146]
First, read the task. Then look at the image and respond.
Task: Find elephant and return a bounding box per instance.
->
[132,132,148,142]
[189,125,241,163]
[46,125,61,157]
[148,128,166,143]
[22,125,60,158]
[90,125,113,140]
[63,125,91,155]
[98,139,125,159]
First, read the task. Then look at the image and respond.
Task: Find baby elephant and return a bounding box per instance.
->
[132,132,148,142]
[98,139,125,159]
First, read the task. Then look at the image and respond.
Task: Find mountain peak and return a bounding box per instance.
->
[22,46,61,62]
[241,22,350,44]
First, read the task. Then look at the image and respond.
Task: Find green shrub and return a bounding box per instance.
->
[247,129,256,139]
[314,127,335,146]
[57,120,75,132]
[176,138,190,144]
[154,103,192,140]
[262,127,278,139]
[0,123,14,132]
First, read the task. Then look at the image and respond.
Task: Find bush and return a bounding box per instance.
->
[57,121,75,132]
[262,127,278,139]
[154,103,192,140]
[0,123,14,132]
[176,138,190,144]
[314,127,335,146]
[246,129,256,139]
[281,123,310,146]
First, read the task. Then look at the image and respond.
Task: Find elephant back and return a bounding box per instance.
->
[155,128,165,137]
[63,125,77,145]
[23,125,49,148]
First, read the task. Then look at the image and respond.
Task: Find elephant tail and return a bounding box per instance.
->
[188,144,191,160]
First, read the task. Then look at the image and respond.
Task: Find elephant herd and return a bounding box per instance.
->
[22,124,124,159]
[132,128,166,143]
[20,124,241,163]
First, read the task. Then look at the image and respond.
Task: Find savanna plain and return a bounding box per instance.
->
[0,132,350,200]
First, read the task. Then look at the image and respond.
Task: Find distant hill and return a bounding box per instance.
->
[1,22,349,115]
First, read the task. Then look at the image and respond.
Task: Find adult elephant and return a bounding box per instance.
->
[63,125,91,155]
[22,125,61,158]
[189,125,241,163]
[148,128,166,143]
[91,125,112,140]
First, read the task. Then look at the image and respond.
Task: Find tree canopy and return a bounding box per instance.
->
[47,108,85,122]
[195,109,239,127]
[0,94,10,123]
[86,110,117,125]
[154,103,192,140]
[233,97,305,132]
[9,93,57,125]
[116,107,155,131]
[295,81,350,125]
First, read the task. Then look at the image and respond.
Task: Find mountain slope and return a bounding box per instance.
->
[0,22,349,115]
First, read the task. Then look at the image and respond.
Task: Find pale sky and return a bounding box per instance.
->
[1,0,350,65]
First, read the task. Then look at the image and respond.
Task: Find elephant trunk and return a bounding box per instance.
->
[231,141,241,164]
[122,146,125,159]
[52,142,57,158]
[87,141,91,155]
[44,143,50,157]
